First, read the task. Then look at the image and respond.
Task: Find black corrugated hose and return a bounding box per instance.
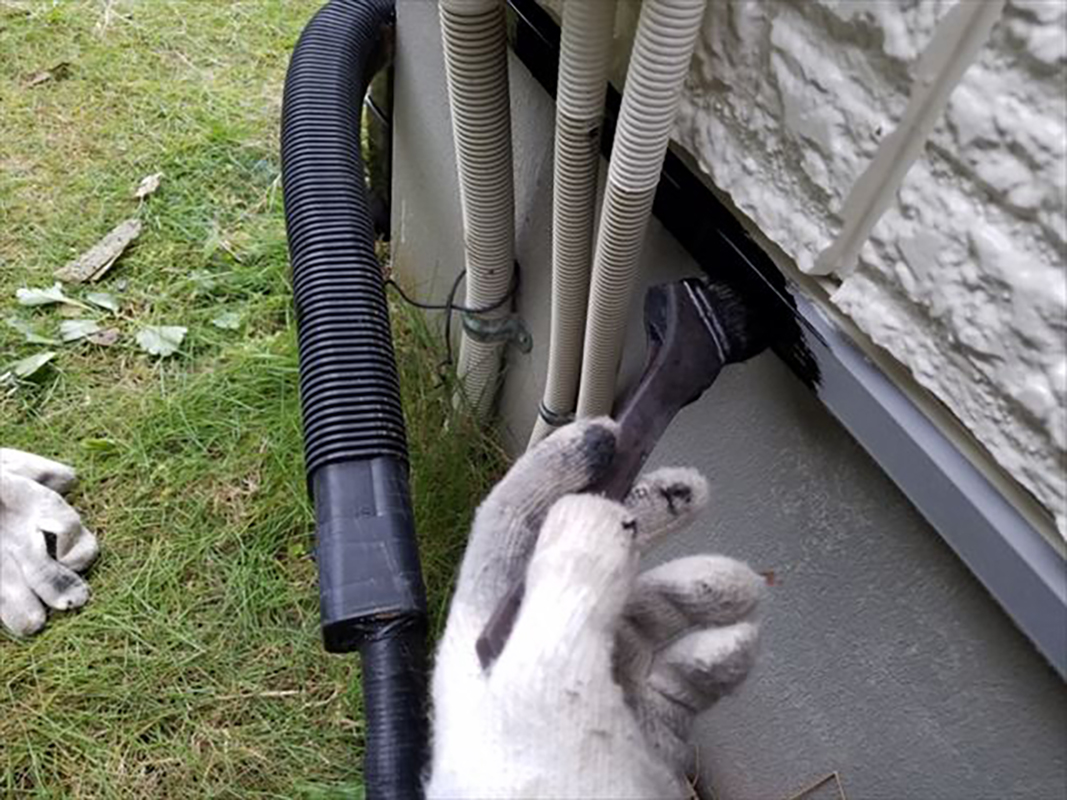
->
[280,0,428,796]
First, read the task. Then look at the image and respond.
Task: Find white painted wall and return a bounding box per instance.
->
[545,0,1067,538]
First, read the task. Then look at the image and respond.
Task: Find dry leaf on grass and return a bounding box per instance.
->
[8,351,57,379]
[85,291,120,313]
[59,319,102,342]
[25,61,72,87]
[135,325,186,356]
[211,311,241,330]
[54,218,142,283]
[87,327,120,346]
[134,172,163,200]
[16,282,91,310]
[5,317,59,345]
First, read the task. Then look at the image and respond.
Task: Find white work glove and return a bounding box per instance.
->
[427,418,764,799]
[0,449,98,636]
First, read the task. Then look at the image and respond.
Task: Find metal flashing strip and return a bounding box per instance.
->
[504,0,1066,678]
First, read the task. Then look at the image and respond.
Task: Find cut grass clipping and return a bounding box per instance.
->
[1,2,506,796]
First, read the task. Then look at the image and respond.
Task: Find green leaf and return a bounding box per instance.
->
[135,325,186,357]
[82,437,121,454]
[16,282,91,310]
[60,319,102,342]
[211,310,241,330]
[85,291,120,313]
[5,316,59,345]
[10,351,57,378]
[188,270,220,294]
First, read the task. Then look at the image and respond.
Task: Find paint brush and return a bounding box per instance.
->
[476,277,768,668]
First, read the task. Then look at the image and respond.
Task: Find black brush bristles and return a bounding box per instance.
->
[684,277,768,365]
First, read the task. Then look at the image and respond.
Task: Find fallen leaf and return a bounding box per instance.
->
[16,282,91,310]
[60,319,102,342]
[2,2,33,18]
[5,317,59,345]
[26,61,71,88]
[10,351,57,378]
[87,327,120,346]
[136,325,186,357]
[85,291,120,313]
[211,310,241,330]
[54,218,142,283]
[189,270,219,293]
[202,223,242,262]
[134,172,163,200]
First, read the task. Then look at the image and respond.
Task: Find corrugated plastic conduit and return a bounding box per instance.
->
[439,0,517,420]
[576,0,708,418]
[528,0,617,446]
[280,0,429,795]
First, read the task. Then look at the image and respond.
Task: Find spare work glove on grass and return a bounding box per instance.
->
[427,418,763,799]
[1,449,98,636]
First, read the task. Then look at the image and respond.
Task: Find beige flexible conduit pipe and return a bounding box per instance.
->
[528,0,617,447]
[575,0,707,419]
[439,0,516,420]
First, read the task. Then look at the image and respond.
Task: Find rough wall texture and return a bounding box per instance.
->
[550,0,1067,537]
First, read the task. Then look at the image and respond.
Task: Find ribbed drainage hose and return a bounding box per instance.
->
[528,0,616,447]
[281,0,429,795]
[575,0,707,419]
[439,0,516,420]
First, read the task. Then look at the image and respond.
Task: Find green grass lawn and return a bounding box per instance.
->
[0,2,504,796]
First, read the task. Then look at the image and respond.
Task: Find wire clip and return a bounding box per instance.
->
[462,312,532,353]
[538,402,574,427]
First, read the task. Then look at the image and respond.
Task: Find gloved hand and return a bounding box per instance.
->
[427,418,763,799]
[1,448,98,636]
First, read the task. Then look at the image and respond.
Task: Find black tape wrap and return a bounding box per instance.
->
[281,0,428,795]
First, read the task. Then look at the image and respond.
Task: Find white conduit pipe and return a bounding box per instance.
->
[528,0,617,447]
[575,0,707,419]
[439,0,516,420]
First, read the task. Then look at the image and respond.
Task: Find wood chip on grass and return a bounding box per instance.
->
[134,172,163,200]
[25,61,72,88]
[55,218,142,283]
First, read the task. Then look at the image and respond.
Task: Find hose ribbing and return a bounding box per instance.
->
[282,0,407,475]
[575,0,707,418]
[529,0,616,447]
[439,0,516,419]
[281,2,430,795]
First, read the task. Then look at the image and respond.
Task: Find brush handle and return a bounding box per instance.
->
[590,343,723,501]
[476,279,747,668]
[475,347,725,669]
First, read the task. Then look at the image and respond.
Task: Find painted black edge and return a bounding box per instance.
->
[503,0,1066,679]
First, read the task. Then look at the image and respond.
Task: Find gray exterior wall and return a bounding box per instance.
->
[392,3,1067,798]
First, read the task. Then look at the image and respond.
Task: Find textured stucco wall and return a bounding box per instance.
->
[546,0,1067,538]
